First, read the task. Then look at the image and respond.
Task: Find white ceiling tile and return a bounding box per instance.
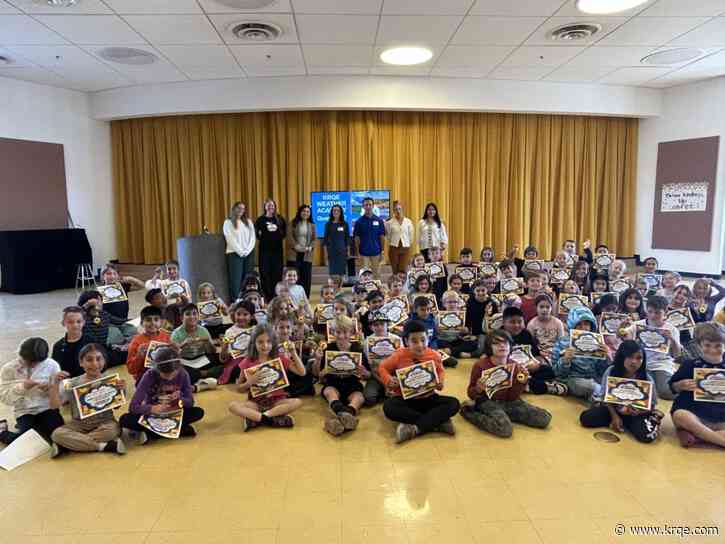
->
[598,17,709,46]
[292,0,382,15]
[308,65,369,74]
[246,65,305,75]
[158,45,245,79]
[35,15,146,45]
[198,0,292,14]
[453,16,545,45]
[104,1,203,14]
[555,0,649,17]
[430,66,488,77]
[209,13,299,44]
[640,0,725,17]
[502,45,585,67]
[0,45,33,65]
[677,49,725,69]
[303,44,372,66]
[84,43,188,84]
[377,15,463,45]
[382,0,474,15]
[0,14,67,44]
[599,66,673,85]
[371,65,431,76]
[0,66,71,88]
[123,15,222,45]
[296,15,378,44]
[669,17,725,46]
[471,0,566,16]
[525,16,628,46]
[229,43,304,73]
[7,0,112,14]
[0,1,19,13]
[435,45,513,68]
[564,45,655,67]
[488,64,553,80]
[544,65,615,82]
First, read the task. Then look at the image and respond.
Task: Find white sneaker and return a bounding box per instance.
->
[195,377,218,392]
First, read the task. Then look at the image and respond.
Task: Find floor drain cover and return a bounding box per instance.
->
[594,431,621,443]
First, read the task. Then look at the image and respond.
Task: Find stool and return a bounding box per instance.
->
[75,263,96,290]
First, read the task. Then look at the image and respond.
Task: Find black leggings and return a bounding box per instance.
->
[119,406,205,439]
[383,394,460,434]
[528,365,556,395]
[0,409,64,445]
[259,248,284,302]
[294,252,312,297]
[580,405,660,443]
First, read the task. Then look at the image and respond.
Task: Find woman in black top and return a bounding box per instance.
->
[255,198,287,302]
[321,205,350,277]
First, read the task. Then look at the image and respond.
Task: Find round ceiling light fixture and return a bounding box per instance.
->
[576,0,650,15]
[380,46,433,66]
[98,47,157,65]
[641,48,704,65]
[216,0,278,8]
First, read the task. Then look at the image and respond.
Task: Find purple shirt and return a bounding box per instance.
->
[129,368,194,416]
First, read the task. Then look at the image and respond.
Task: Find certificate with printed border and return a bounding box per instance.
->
[637,273,663,291]
[454,265,478,284]
[485,312,503,331]
[368,336,400,360]
[434,349,451,363]
[558,293,589,316]
[138,409,183,439]
[694,367,725,403]
[438,310,465,331]
[610,278,633,295]
[98,282,127,304]
[636,325,669,354]
[570,329,608,359]
[379,299,408,327]
[599,312,631,337]
[522,260,545,273]
[509,345,536,367]
[549,267,571,285]
[666,307,695,332]
[72,374,126,420]
[593,253,615,271]
[407,267,428,285]
[323,351,363,377]
[386,295,410,316]
[162,280,189,301]
[144,340,170,368]
[500,277,524,295]
[416,293,439,313]
[479,364,515,399]
[477,262,499,277]
[426,262,446,280]
[244,358,289,398]
[198,300,222,320]
[590,291,618,307]
[396,360,439,400]
[604,376,653,411]
[315,303,336,325]
[225,328,253,359]
[326,319,361,343]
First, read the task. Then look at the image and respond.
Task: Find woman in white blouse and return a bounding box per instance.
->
[385,200,414,275]
[223,201,256,301]
[417,202,448,262]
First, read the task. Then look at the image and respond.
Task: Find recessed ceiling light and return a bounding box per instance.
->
[641,48,704,66]
[42,0,79,7]
[576,0,649,14]
[216,0,278,8]
[99,47,157,66]
[380,46,433,66]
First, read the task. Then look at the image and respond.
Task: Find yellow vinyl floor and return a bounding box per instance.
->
[1,288,724,544]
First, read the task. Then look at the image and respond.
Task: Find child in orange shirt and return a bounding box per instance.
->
[126,306,171,383]
[378,320,460,443]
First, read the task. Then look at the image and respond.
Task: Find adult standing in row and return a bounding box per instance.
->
[223,201,256,301]
[385,200,414,275]
[418,202,448,262]
[287,204,316,297]
[255,198,286,302]
[321,205,350,277]
[353,197,386,279]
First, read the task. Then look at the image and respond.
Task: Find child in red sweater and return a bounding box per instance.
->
[126,306,171,383]
[461,329,551,438]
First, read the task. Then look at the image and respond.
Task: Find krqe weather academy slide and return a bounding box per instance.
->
[310,190,391,238]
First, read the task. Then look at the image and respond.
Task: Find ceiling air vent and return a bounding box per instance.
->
[548,23,602,42]
[99,47,157,66]
[230,22,283,42]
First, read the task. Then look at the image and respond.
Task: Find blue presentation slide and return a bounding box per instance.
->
[310,189,390,237]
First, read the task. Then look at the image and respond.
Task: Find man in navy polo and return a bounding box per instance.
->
[353,197,386,279]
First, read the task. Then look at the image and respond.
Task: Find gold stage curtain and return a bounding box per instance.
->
[112,111,637,265]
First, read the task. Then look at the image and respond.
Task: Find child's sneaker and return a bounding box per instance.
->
[546,381,569,396]
[242,418,260,432]
[195,378,218,393]
[437,419,456,436]
[50,442,68,459]
[103,439,127,455]
[270,415,295,428]
[180,425,197,438]
[122,429,148,446]
[324,416,345,437]
[337,411,358,431]
[395,423,418,444]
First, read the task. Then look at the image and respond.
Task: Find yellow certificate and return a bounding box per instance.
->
[694,367,725,403]
[198,300,222,320]
[438,310,465,331]
[315,303,336,325]
[558,293,589,316]
[244,358,289,398]
[549,267,571,285]
[570,330,608,359]
[636,325,669,354]
[455,265,477,284]
[666,307,695,332]
[225,328,253,359]
[479,364,515,399]
[509,345,536,367]
[368,336,400,360]
[604,376,653,411]
[72,374,126,420]
[599,312,631,336]
[323,351,363,377]
[500,277,524,295]
[477,262,498,277]
[138,409,183,439]
[396,361,439,400]
[426,262,446,280]
[98,282,128,304]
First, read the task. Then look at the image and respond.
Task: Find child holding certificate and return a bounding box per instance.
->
[427,246,449,304]
[0,338,64,445]
[126,306,171,383]
[527,294,565,362]
[461,330,551,438]
[551,307,611,400]
[408,274,435,309]
[670,323,725,448]
[219,301,257,385]
[519,271,547,323]
[359,290,386,338]
[453,280,498,359]
[119,346,204,443]
[77,290,132,366]
[49,343,128,457]
[378,320,460,444]
[52,306,91,377]
[363,311,402,407]
[312,316,370,436]
[229,324,304,431]
[144,260,191,305]
[619,288,646,322]
[436,290,469,357]
[273,313,315,398]
[579,341,661,443]
[196,282,230,339]
[171,303,222,393]
[690,278,725,324]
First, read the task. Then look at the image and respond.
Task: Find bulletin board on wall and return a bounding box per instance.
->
[652,136,720,251]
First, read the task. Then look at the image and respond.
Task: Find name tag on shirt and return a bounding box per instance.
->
[373,221,380,226]
[267,223,277,232]
[337,226,344,232]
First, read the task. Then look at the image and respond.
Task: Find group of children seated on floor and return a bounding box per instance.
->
[2,239,725,458]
